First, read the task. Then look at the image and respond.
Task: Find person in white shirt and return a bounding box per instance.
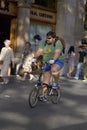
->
[0,39,14,84]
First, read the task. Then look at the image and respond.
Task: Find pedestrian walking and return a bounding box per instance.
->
[74,46,86,80]
[66,46,76,78]
[0,39,14,84]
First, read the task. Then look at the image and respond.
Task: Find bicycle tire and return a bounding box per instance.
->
[28,87,39,108]
[51,88,60,104]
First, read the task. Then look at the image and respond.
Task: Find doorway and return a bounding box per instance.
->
[0,14,11,52]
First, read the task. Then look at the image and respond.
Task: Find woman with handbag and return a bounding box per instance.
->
[0,39,14,84]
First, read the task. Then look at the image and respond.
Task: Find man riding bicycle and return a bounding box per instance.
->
[33,31,65,101]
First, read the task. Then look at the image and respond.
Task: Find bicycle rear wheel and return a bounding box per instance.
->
[28,87,39,108]
[51,88,60,104]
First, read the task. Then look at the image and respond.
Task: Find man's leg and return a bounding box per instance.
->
[51,64,61,88]
[39,71,51,101]
[51,64,61,81]
[42,71,51,95]
[75,63,82,79]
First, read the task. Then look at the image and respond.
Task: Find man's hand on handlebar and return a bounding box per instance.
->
[48,59,55,64]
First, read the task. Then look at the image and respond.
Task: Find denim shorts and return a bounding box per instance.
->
[43,59,64,72]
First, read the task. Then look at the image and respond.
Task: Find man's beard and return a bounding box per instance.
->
[46,41,52,45]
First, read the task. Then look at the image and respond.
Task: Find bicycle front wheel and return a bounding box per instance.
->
[51,88,60,104]
[28,87,39,108]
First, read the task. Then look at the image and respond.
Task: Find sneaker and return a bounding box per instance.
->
[83,80,87,82]
[74,77,79,80]
[4,80,9,84]
[0,82,4,85]
[38,95,47,102]
[52,82,60,89]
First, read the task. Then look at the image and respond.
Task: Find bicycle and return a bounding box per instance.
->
[28,62,61,108]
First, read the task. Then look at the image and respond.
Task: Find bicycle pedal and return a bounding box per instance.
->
[38,95,47,102]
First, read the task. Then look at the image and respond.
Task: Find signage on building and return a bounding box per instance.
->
[30,7,56,24]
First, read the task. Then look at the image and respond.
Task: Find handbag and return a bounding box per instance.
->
[0,60,3,65]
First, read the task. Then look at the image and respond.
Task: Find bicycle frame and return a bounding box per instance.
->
[28,62,61,108]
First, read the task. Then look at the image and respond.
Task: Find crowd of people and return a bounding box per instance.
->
[66,45,87,81]
[0,31,87,87]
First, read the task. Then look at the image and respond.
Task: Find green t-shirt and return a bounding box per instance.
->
[38,40,65,63]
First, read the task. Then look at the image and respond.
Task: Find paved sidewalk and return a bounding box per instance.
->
[0,75,87,130]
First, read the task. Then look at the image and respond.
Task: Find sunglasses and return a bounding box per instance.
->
[46,37,52,39]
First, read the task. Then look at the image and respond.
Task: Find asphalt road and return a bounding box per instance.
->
[0,76,87,130]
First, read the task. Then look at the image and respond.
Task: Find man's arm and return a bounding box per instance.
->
[53,49,62,60]
[48,49,62,64]
[52,39,63,60]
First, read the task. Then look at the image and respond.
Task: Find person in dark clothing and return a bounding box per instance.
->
[74,46,86,80]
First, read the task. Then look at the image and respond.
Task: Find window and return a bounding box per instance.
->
[30,23,52,51]
[35,0,56,10]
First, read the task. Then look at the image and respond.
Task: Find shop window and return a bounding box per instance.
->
[30,23,52,51]
[35,0,56,10]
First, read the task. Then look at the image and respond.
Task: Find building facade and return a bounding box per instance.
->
[0,0,86,74]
